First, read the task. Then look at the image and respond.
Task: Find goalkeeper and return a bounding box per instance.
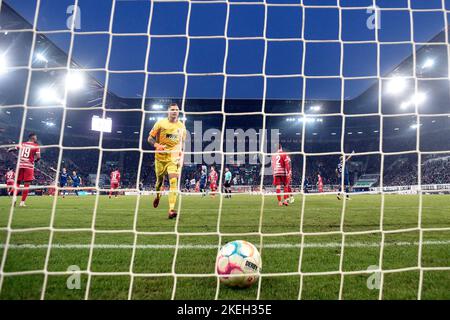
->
[148,103,186,219]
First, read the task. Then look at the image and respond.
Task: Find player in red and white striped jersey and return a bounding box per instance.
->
[5,168,15,196]
[271,144,292,206]
[109,168,121,198]
[317,173,324,193]
[209,166,218,197]
[8,133,41,207]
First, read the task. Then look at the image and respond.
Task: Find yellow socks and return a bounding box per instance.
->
[155,177,163,198]
[168,177,178,210]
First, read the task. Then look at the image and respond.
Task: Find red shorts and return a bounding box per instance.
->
[318,183,323,193]
[210,183,217,191]
[273,176,288,186]
[111,182,119,189]
[7,181,15,186]
[17,168,34,182]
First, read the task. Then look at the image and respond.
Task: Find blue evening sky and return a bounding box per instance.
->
[4,0,449,100]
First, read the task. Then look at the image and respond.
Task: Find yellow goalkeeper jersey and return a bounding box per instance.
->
[150,118,186,162]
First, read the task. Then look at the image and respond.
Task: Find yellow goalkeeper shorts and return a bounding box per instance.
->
[155,159,181,178]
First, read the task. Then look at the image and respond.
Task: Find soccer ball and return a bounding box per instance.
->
[216,240,262,288]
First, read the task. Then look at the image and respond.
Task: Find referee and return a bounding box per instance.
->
[224,167,232,198]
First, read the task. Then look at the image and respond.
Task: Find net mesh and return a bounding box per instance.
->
[0,0,449,300]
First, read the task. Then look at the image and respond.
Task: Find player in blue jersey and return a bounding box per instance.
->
[200,166,207,197]
[336,151,354,200]
[60,168,69,198]
[71,170,82,196]
[50,167,69,198]
[303,178,310,194]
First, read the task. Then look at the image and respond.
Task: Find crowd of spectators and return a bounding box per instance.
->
[382,157,418,186]
[422,156,450,185]
[2,147,450,190]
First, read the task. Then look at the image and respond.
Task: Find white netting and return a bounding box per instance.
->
[0,0,449,300]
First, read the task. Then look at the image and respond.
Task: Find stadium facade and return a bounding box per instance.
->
[1,2,449,190]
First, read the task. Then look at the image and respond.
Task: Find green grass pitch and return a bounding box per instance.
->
[0,193,449,300]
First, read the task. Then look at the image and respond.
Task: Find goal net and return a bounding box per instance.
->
[0,0,449,300]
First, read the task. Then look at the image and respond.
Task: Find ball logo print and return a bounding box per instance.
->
[216,241,262,288]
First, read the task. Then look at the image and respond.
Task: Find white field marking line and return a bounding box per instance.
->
[1,240,450,250]
[12,206,442,212]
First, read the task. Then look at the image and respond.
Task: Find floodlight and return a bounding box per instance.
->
[91,115,112,133]
[66,72,85,91]
[422,58,435,69]
[0,54,8,74]
[386,77,407,95]
[39,87,61,103]
[36,53,48,63]
[414,92,427,104]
